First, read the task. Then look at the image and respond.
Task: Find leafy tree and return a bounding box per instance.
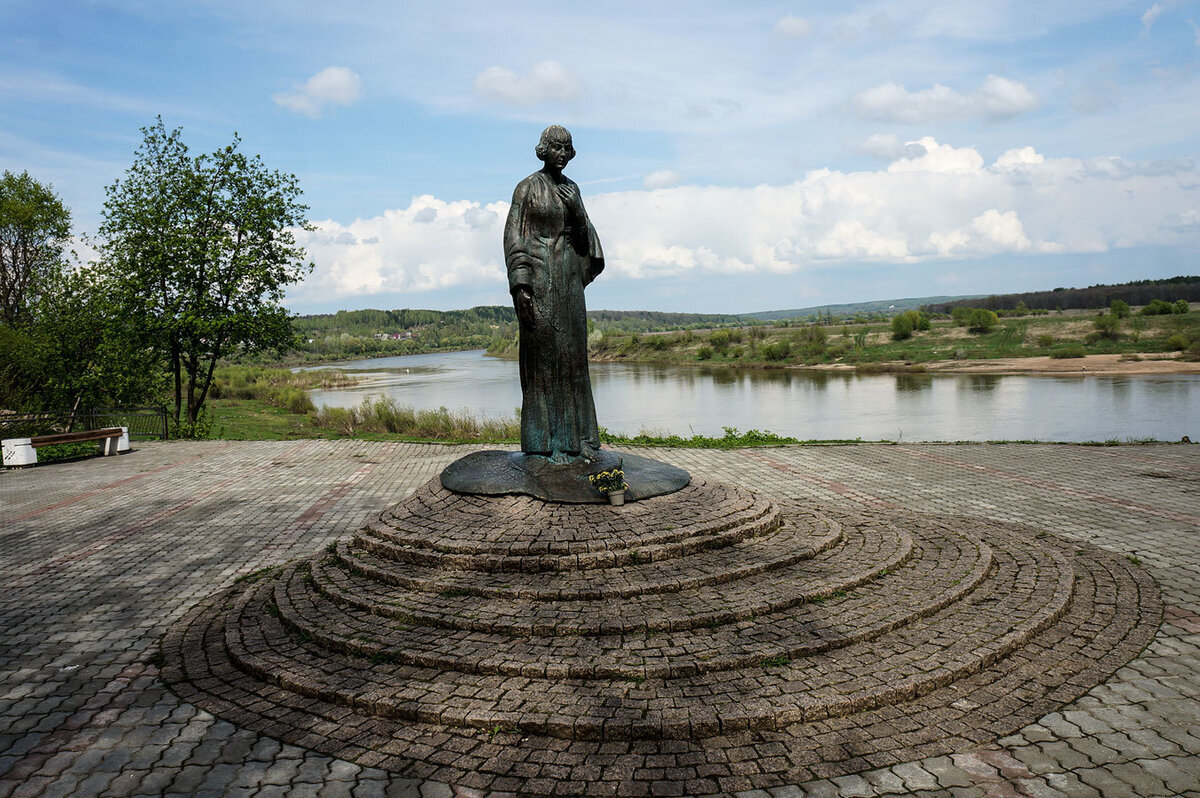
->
[1094,312,1121,339]
[966,308,999,333]
[891,313,914,340]
[98,118,312,430]
[0,170,70,325]
[0,174,161,415]
[21,269,164,414]
[1110,299,1130,319]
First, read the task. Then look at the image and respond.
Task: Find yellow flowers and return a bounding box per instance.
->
[588,468,627,494]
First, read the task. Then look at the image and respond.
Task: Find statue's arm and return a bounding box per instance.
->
[505,179,538,325]
[584,220,605,286]
[504,179,535,295]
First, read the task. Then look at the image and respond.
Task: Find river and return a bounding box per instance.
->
[304,350,1199,442]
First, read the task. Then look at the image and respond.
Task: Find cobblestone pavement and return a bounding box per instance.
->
[1,440,1198,797]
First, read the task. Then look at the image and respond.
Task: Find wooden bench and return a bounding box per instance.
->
[2,427,129,467]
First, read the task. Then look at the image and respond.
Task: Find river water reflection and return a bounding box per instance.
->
[304,350,1199,442]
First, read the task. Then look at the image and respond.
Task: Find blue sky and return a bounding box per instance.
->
[4,1,1200,314]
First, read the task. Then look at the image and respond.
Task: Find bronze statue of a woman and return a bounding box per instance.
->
[504,125,604,464]
[439,126,688,502]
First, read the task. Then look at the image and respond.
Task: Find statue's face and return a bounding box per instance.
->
[542,137,574,170]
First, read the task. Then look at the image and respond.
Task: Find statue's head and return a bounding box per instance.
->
[535,125,575,165]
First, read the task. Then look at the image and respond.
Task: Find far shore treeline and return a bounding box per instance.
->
[925,276,1200,314]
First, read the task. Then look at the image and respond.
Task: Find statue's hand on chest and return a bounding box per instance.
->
[554,182,584,219]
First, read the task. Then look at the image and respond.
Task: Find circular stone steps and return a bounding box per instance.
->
[163,474,1161,794]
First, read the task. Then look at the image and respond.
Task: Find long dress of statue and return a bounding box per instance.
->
[504,126,604,463]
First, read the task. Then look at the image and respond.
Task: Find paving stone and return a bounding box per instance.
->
[1136,756,1200,793]
[821,774,868,796]
[922,757,973,789]
[2,440,1198,797]
[891,762,938,791]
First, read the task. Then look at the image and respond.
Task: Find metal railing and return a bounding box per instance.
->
[0,406,169,441]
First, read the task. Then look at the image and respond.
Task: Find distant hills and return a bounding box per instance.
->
[291,277,1200,339]
[739,295,985,322]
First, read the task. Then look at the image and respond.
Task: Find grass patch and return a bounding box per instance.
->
[209,397,334,440]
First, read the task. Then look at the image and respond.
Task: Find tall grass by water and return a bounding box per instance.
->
[210,366,357,415]
[309,397,522,441]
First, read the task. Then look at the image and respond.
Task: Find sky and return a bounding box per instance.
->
[4,1,1200,315]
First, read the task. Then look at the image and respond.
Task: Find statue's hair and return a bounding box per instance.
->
[535,125,575,162]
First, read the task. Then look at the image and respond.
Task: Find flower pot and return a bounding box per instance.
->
[608,490,626,506]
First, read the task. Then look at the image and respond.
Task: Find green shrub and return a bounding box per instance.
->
[172,409,213,439]
[762,341,792,361]
[1174,299,1190,314]
[1129,316,1147,342]
[1094,312,1121,340]
[891,313,914,340]
[795,326,828,357]
[1140,299,1175,316]
[1050,346,1086,358]
[1036,333,1055,347]
[696,346,713,360]
[645,335,669,350]
[967,308,999,333]
[708,329,733,352]
[1110,299,1130,318]
[1166,333,1190,351]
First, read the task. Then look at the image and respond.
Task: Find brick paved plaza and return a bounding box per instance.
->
[1,440,1198,797]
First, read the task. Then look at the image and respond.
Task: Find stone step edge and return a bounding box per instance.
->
[310,524,903,636]
[369,483,773,557]
[352,503,783,573]
[224,546,1076,740]
[269,534,988,679]
[331,514,842,603]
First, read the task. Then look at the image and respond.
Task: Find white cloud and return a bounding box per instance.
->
[1189,19,1200,46]
[643,169,682,190]
[815,220,909,259]
[887,137,983,172]
[973,75,1040,118]
[772,15,811,39]
[1142,4,1163,30]
[473,60,582,106]
[994,146,1044,168]
[289,141,1200,302]
[851,75,1038,122]
[273,66,362,118]
[971,209,1032,251]
[292,196,505,301]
